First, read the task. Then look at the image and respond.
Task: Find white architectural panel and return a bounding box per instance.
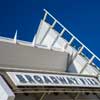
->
[68,55,88,73]
[82,64,99,76]
[34,20,68,51]
[0,76,15,100]
[35,20,50,45]
[0,41,68,72]
[34,19,100,76]
[65,45,77,57]
[53,37,67,51]
[42,28,58,48]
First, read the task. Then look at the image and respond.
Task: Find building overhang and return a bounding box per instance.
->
[0,40,69,72]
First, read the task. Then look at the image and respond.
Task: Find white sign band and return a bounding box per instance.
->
[6,72,100,88]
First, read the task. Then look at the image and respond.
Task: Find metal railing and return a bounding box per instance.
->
[36,9,100,71]
[0,9,100,73]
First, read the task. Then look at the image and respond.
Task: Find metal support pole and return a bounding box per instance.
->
[68,37,75,45]
[78,46,84,54]
[74,93,80,100]
[39,92,47,100]
[51,20,57,28]
[88,55,95,64]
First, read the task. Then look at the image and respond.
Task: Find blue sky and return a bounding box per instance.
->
[0,0,100,66]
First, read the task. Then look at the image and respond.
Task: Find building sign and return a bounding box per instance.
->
[6,72,100,88]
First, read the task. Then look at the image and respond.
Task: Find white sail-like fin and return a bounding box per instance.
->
[14,30,17,43]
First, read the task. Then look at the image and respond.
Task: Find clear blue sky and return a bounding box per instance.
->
[0,0,100,66]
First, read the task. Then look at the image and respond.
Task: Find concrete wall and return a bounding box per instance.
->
[0,41,68,72]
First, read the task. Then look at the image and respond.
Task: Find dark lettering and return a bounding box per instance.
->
[85,78,92,85]
[57,76,68,84]
[91,79,99,85]
[43,76,52,84]
[87,79,94,85]
[25,75,35,83]
[66,77,75,84]
[49,76,59,84]
[16,74,27,83]
[79,78,86,85]
[70,78,79,85]
[33,75,44,84]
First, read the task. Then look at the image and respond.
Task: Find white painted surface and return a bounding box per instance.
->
[82,64,99,76]
[53,37,67,51]
[65,45,77,57]
[0,76,15,100]
[0,41,68,72]
[34,20,100,76]
[35,20,50,45]
[42,29,58,48]
[68,55,88,73]
[34,20,68,51]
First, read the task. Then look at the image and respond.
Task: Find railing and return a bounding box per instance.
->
[35,9,100,72]
[0,9,100,73]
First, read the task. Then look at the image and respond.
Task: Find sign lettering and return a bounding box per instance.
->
[6,72,100,88]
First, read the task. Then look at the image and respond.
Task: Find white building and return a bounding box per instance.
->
[0,9,100,100]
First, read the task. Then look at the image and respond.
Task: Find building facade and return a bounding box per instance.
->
[0,9,100,100]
